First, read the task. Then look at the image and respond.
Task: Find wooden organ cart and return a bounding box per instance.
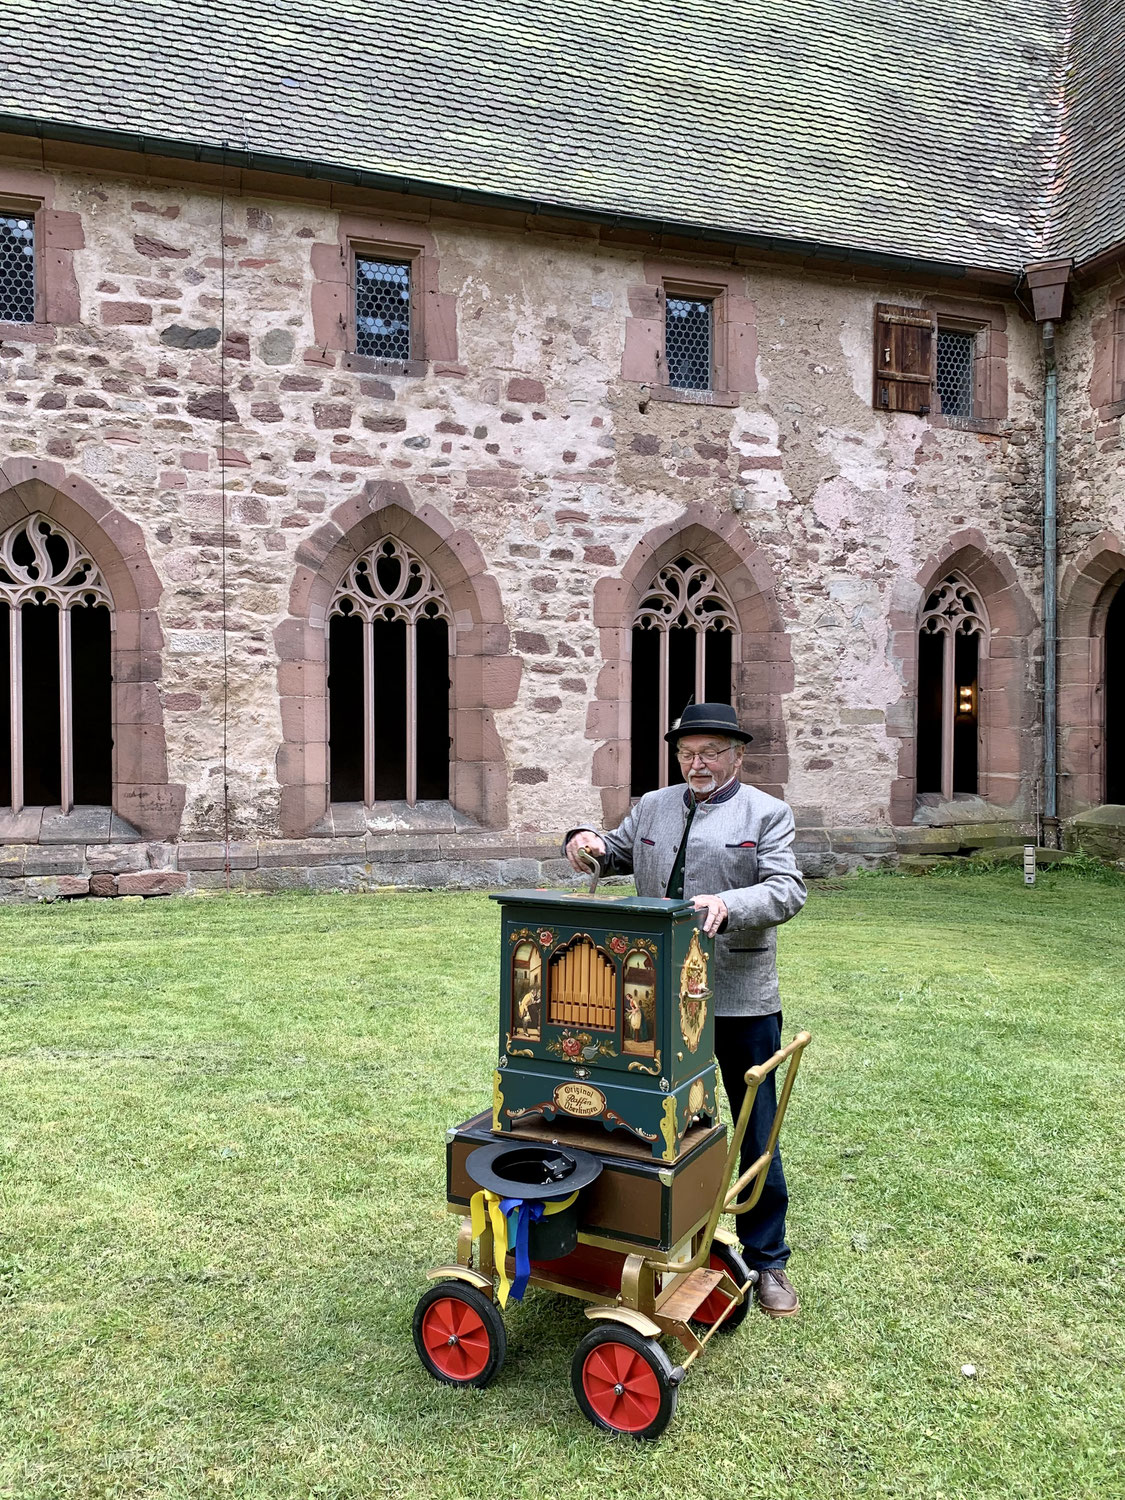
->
[413,888,810,1439]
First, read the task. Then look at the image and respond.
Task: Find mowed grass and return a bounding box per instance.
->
[0,872,1122,1500]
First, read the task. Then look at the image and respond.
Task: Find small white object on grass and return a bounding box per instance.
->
[961,1363,977,1378]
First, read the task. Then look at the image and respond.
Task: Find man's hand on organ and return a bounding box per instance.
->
[565,831,607,874]
[692,894,728,936]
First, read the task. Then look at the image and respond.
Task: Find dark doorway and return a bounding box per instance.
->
[1106,587,1125,804]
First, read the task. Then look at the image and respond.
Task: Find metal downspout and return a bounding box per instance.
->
[1042,321,1059,845]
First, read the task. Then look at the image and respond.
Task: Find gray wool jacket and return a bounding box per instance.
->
[567,781,807,1017]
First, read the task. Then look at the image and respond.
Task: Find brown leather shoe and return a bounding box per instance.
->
[756,1267,800,1317]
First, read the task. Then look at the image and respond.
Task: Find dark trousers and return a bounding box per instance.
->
[714,1012,790,1270]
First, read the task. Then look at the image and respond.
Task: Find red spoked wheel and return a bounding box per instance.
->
[692,1240,753,1332]
[413,1281,506,1389]
[571,1324,679,1439]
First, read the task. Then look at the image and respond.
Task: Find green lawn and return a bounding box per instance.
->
[0,872,1122,1499]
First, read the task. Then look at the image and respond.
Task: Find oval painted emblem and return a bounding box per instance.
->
[553,1081,606,1118]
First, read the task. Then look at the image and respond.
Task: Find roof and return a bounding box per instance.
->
[1,0,1121,275]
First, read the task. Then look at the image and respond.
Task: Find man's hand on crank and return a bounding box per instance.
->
[565,831,606,874]
[692,894,728,936]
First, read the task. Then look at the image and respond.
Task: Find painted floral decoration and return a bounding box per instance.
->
[537,928,556,947]
[608,935,628,955]
[547,1030,616,1062]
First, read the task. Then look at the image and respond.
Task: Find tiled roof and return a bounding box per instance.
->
[1050,0,1125,266]
[0,0,1121,273]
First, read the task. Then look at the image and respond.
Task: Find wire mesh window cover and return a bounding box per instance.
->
[355,256,412,361]
[0,212,35,324]
[665,295,713,390]
[630,555,738,795]
[935,329,975,417]
[328,537,452,806]
[0,516,113,814]
[916,574,987,801]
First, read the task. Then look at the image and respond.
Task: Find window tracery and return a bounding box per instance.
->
[328,536,452,806]
[0,514,112,813]
[631,555,738,794]
[917,573,988,800]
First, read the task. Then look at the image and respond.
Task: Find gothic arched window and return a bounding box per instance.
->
[917,573,988,799]
[630,554,739,795]
[328,536,452,805]
[0,514,112,812]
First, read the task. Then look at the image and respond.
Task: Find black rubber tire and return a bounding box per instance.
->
[571,1323,679,1440]
[691,1239,754,1333]
[413,1281,506,1389]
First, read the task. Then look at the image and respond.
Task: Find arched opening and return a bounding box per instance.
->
[629,554,738,795]
[0,514,112,813]
[1106,585,1125,804]
[916,573,987,800]
[327,535,451,806]
[277,482,517,835]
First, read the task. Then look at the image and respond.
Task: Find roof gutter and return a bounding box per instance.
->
[0,110,997,284]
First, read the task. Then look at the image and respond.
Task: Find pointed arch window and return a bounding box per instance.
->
[630,554,739,795]
[917,573,987,799]
[328,536,452,806]
[0,515,112,813]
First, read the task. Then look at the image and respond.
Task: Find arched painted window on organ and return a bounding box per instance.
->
[916,573,988,800]
[0,515,112,813]
[630,555,738,795]
[328,536,451,805]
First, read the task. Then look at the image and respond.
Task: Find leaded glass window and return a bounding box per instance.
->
[630,555,738,794]
[0,212,35,324]
[328,537,451,805]
[917,573,987,800]
[0,515,113,813]
[665,296,713,391]
[936,329,975,417]
[355,256,412,360]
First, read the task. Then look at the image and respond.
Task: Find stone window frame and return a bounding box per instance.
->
[588,503,791,828]
[0,460,184,844]
[1057,530,1125,814]
[622,260,756,409]
[275,481,519,837]
[922,295,1008,432]
[886,530,1036,825]
[916,572,990,801]
[0,167,82,345]
[310,214,460,378]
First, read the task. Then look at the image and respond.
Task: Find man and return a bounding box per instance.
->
[564,702,807,1316]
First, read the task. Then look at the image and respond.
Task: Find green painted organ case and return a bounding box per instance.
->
[491,891,719,1161]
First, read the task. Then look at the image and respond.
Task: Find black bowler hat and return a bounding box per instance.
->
[664,701,753,745]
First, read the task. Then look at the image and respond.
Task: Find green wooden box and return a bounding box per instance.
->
[489,890,719,1161]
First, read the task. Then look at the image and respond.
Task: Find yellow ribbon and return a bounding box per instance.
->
[469,1189,580,1309]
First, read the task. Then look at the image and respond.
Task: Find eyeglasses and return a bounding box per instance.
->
[675,745,736,765]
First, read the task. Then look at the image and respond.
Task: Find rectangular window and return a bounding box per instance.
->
[936,328,975,417]
[0,210,36,324]
[354,255,412,361]
[665,295,713,391]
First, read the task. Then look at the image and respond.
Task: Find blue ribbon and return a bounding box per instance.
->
[499,1197,545,1302]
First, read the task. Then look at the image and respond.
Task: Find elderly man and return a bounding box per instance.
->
[564,701,807,1316]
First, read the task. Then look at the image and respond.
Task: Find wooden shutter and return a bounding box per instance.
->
[873,303,936,414]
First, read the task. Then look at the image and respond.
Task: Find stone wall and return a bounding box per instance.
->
[0,135,1111,898]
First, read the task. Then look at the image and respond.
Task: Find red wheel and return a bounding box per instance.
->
[571,1324,679,1439]
[413,1281,506,1389]
[693,1240,753,1332]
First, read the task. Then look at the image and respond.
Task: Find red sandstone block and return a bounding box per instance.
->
[159,469,186,488]
[506,377,546,403]
[467,469,519,487]
[180,450,210,470]
[89,873,118,897]
[102,301,153,326]
[117,871,187,897]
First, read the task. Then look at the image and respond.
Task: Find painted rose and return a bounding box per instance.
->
[538,929,555,946]
[609,936,627,955]
[561,1036,582,1058]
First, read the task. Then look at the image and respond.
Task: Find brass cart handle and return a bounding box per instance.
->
[645,1029,811,1275]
